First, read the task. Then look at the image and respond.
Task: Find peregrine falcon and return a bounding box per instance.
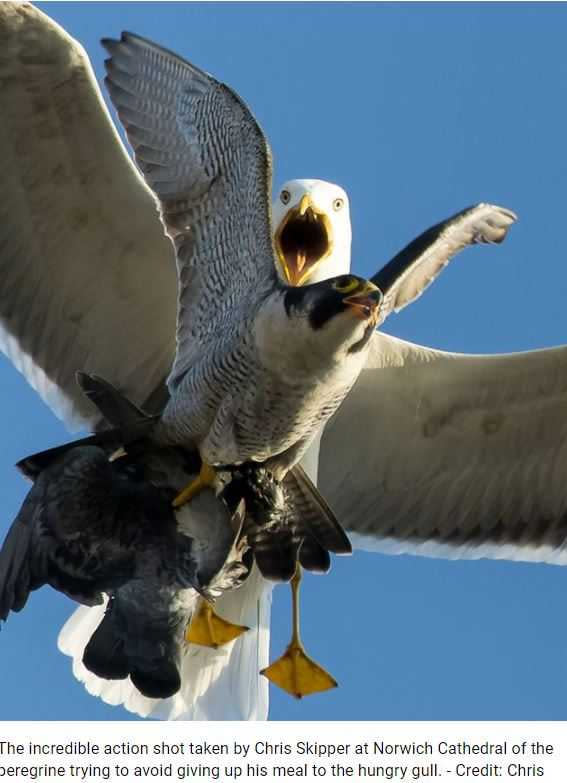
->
[101,33,381,492]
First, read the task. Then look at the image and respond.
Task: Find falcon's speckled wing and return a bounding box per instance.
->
[102,33,278,388]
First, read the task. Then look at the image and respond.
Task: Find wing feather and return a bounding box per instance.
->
[102,33,278,385]
[319,332,567,565]
[0,3,175,429]
[373,204,517,323]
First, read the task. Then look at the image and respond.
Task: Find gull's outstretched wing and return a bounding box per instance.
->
[319,332,567,564]
[0,3,176,429]
[372,204,517,325]
[102,33,278,387]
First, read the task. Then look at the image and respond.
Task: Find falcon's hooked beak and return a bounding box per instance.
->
[275,195,333,285]
[342,281,382,323]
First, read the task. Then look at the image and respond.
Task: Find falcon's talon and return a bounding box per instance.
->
[261,565,337,698]
[186,599,249,648]
[173,462,217,508]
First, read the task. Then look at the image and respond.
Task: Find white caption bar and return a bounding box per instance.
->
[0,723,564,781]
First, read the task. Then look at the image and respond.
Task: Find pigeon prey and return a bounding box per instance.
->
[0,435,250,700]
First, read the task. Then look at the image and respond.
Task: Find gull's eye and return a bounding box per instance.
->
[332,275,359,294]
[333,197,344,211]
[280,190,291,205]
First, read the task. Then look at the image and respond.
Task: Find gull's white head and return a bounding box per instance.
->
[272,179,352,285]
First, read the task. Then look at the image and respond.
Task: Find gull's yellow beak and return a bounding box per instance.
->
[342,280,382,322]
[298,194,311,216]
[275,194,334,286]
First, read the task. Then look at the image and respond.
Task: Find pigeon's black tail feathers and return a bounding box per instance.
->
[0,484,46,622]
[82,602,130,681]
[130,662,181,700]
[76,372,157,440]
[82,594,183,700]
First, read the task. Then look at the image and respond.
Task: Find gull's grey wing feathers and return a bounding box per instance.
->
[372,204,517,324]
[318,331,567,565]
[102,33,277,386]
[0,3,176,429]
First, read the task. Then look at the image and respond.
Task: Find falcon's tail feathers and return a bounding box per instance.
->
[76,372,157,440]
[285,465,352,557]
[17,374,158,483]
[222,465,350,582]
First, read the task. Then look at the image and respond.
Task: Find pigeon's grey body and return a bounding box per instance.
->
[1,439,248,699]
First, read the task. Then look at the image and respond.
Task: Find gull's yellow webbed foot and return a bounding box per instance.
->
[186,600,249,648]
[173,462,217,508]
[261,566,337,699]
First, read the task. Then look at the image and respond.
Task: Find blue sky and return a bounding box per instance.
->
[2,2,567,720]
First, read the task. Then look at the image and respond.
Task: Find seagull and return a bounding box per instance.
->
[271,179,352,286]
[1,2,562,720]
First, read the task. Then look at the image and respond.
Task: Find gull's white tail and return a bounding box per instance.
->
[58,567,272,720]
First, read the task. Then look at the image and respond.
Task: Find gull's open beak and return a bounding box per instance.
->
[343,281,382,322]
[275,195,333,286]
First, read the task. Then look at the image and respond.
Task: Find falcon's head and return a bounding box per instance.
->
[255,276,382,378]
[278,275,382,368]
[272,179,351,286]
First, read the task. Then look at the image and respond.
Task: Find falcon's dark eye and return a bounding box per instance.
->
[332,275,359,294]
[280,190,291,205]
[333,198,344,211]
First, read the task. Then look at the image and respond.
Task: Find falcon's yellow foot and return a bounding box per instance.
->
[186,601,249,648]
[261,566,337,699]
[261,640,337,699]
[173,462,217,508]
